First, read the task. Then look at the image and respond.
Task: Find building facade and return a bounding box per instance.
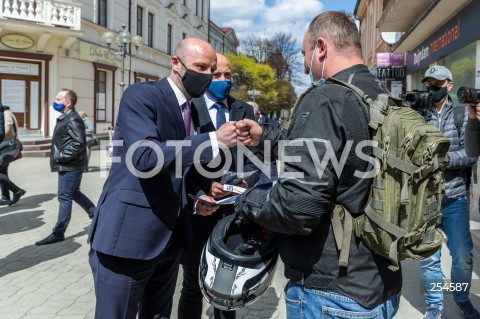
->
[355,0,480,223]
[355,0,479,101]
[208,21,239,54]
[0,0,210,138]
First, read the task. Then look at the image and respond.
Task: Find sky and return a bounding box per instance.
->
[210,0,359,94]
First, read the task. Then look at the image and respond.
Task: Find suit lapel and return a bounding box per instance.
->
[229,98,245,121]
[192,97,216,133]
[155,79,185,138]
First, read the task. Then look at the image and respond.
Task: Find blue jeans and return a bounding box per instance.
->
[420,197,473,307]
[53,170,95,235]
[284,281,400,319]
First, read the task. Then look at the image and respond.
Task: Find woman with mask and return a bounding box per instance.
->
[419,65,479,319]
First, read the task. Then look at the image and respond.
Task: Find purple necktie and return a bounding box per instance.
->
[183,101,191,136]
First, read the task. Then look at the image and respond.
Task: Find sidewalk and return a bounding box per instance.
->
[0,150,478,318]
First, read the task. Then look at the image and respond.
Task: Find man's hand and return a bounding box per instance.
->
[195,195,219,216]
[236,119,262,146]
[215,121,237,148]
[208,181,231,199]
[467,103,480,122]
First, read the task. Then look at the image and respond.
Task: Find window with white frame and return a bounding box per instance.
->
[98,0,107,27]
[137,6,144,37]
[167,24,173,55]
[148,12,154,47]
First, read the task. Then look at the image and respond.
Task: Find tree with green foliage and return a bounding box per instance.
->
[225,53,297,113]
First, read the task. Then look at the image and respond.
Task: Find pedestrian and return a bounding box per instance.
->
[0,100,4,142]
[178,52,260,319]
[87,38,238,319]
[234,11,402,318]
[0,105,26,206]
[35,88,96,246]
[418,66,478,319]
[465,102,480,157]
[77,110,94,171]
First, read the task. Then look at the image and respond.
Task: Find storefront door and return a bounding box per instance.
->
[0,59,41,130]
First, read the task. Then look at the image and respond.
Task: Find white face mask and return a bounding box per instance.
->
[309,44,326,86]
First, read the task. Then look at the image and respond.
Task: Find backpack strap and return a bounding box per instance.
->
[331,205,353,267]
[328,77,392,130]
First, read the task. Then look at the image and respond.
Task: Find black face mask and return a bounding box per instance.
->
[427,85,448,102]
[178,58,212,98]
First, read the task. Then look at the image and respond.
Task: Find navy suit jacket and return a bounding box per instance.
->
[88,78,214,260]
[181,95,262,266]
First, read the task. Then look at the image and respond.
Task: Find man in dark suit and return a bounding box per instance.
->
[177,53,263,319]
[88,39,238,319]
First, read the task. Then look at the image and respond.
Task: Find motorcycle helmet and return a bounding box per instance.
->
[199,214,278,310]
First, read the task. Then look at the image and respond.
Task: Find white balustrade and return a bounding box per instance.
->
[0,0,81,30]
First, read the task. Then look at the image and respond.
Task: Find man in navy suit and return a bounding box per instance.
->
[88,38,238,319]
[177,53,263,319]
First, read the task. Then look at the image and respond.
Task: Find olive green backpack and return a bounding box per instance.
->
[328,78,450,271]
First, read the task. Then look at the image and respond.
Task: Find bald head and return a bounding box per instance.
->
[169,38,217,99]
[212,53,232,81]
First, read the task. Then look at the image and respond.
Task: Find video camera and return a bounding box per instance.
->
[401,90,435,110]
[457,87,480,104]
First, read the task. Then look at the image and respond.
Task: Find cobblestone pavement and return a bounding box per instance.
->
[0,150,479,318]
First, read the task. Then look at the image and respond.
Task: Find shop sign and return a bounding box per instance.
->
[376,67,406,80]
[377,53,405,68]
[79,41,128,67]
[0,34,34,49]
[407,0,480,72]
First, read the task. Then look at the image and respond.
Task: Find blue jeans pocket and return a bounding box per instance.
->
[322,307,378,319]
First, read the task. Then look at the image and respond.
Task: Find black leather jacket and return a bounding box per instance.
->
[236,65,402,308]
[50,108,88,172]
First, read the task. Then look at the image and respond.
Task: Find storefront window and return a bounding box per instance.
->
[409,41,476,105]
[440,41,476,105]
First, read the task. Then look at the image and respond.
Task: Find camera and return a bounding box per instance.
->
[401,90,435,110]
[457,87,480,104]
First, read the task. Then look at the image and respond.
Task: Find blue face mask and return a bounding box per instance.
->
[53,102,66,112]
[309,44,326,86]
[207,80,232,101]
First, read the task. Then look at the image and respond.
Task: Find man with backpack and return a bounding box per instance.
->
[419,66,479,319]
[233,11,402,318]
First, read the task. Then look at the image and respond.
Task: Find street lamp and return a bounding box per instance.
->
[102,25,143,95]
[247,88,260,102]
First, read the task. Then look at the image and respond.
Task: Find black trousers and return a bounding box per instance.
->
[0,165,20,199]
[89,232,181,319]
[178,265,236,319]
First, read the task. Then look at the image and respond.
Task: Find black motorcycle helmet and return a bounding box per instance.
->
[199,214,278,310]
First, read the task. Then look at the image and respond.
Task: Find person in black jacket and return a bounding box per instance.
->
[0,101,4,142]
[234,11,401,318]
[35,88,96,245]
[466,102,480,157]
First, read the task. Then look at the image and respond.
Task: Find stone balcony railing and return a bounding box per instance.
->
[0,0,81,30]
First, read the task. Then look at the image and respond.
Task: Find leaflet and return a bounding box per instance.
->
[223,184,247,194]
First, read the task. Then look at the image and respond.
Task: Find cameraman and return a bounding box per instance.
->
[465,102,480,156]
[419,66,478,319]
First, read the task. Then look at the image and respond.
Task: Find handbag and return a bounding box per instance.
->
[0,114,23,168]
